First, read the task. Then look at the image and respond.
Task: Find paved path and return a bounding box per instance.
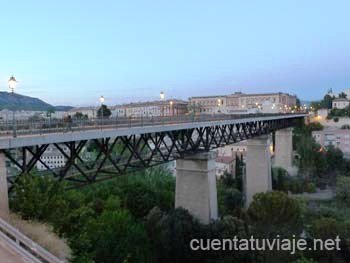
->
[0,242,27,263]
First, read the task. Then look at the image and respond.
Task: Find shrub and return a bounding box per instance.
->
[248,191,302,238]
[336,176,350,206]
[85,210,152,263]
[305,182,317,193]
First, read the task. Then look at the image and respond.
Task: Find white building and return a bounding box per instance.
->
[112,100,188,118]
[332,98,350,109]
[36,145,69,171]
[189,92,297,115]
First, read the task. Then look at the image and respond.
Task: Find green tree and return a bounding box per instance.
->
[326,146,344,171]
[335,176,350,206]
[188,102,202,115]
[310,217,341,263]
[84,210,152,263]
[320,94,334,109]
[73,111,88,120]
[46,107,55,126]
[247,191,302,238]
[10,173,66,222]
[339,92,347,99]
[97,104,112,118]
[146,207,202,263]
[272,167,289,192]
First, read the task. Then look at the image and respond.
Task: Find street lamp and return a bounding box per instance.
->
[217,99,222,113]
[8,76,17,137]
[160,91,165,100]
[99,96,105,126]
[170,100,173,116]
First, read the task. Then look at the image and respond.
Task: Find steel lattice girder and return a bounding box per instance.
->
[2,117,299,188]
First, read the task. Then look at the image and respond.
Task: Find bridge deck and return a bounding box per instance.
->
[0,114,306,149]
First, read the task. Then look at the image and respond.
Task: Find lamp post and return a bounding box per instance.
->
[170,100,173,116]
[160,91,165,100]
[8,76,17,137]
[99,96,105,127]
[217,99,222,113]
[160,91,165,117]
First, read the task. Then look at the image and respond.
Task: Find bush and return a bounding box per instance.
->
[289,177,304,194]
[305,182,317,193]
[84,210,152,263]
[223,188,243,213]
[145,207,202,263]
[10,174,66,222]
[247,191,302,238]
[336,176,350,206]
[272,167,289,192]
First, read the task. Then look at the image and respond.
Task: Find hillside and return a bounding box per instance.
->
[0,92,73,111]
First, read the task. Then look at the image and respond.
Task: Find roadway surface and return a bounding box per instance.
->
[0,113,307,149]
[0,242,26,263]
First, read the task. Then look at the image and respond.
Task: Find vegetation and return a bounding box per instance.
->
[310,94,334,111]
[97,104,112,118]
[73,111,88,120]
[329,106,350,118]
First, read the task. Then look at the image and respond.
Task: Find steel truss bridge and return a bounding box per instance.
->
[0,114,306,188]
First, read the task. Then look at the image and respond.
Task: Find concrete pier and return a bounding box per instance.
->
[175,151,218,224]
[274,128,294,174]
[245,136,272,206]
[0,152,9,219]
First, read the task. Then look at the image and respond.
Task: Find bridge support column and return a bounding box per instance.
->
[0,152,9,219]
[274,128,294,174]
[175,151,218,224]
[245,136,272,206]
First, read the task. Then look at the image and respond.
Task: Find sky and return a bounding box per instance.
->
[0,0,350,106]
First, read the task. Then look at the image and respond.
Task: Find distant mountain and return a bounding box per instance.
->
[54,105,74,111]
[0,92,72,111]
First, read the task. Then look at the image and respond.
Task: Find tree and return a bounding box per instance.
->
[325,146,344,171]
[145,207,202,263]
[247,191,302,238]
[46,107,55,119]
[296,97,301,107]
[97,104,111,118]
[339,92,347,99]
[10,174,65,221]
[74,111,88,120]
[272,167,290,192]
[320,94,334,109]
[310,217,341,263]
[222,188,243,213]
[85,210,152,263]
[188,102,202,115]
[336,176,350,206]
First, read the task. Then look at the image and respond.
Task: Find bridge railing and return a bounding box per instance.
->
[0,217,64,263]
[0,112,306,138]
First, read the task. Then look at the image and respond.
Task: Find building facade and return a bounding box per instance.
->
[189,92,297,114]
[312,128,350,157]
[112,99,188,118]
[35,145,70,171]
[332,98,350,109]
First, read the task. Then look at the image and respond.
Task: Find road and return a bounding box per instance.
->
[0,242,26,263]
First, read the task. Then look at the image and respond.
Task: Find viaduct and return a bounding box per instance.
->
[0,113,306,223]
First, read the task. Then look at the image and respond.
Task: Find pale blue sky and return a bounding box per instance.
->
[0,0,350,106]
